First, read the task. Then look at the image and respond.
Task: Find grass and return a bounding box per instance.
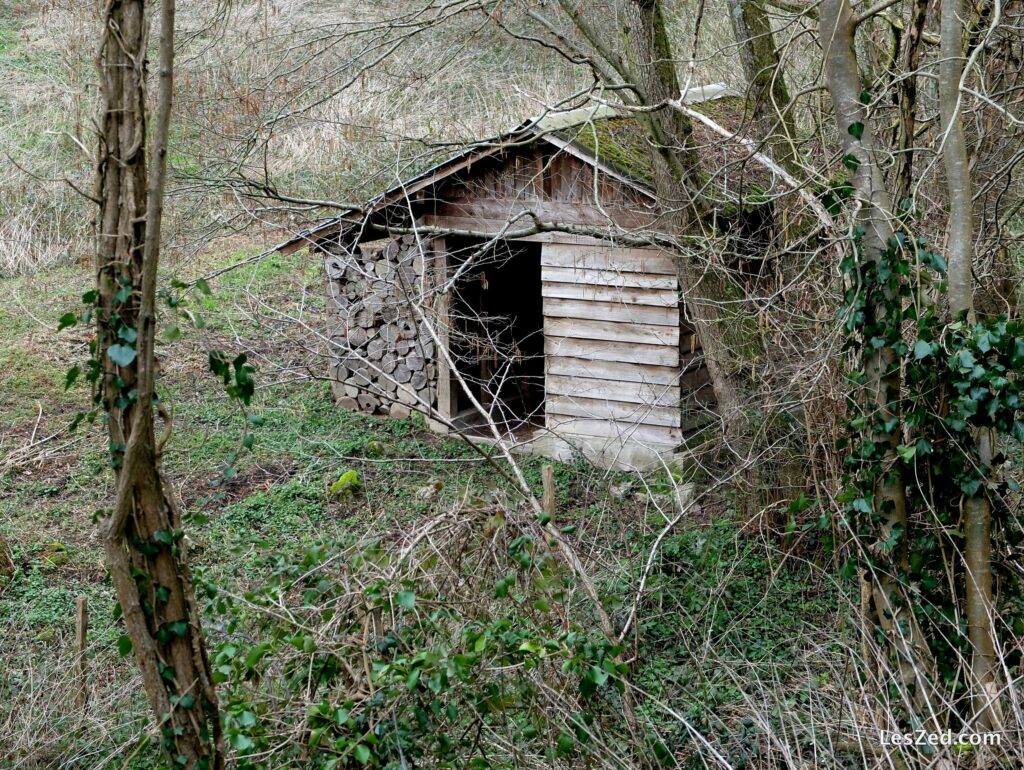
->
[0,246,845,768]
[0,245,642,765]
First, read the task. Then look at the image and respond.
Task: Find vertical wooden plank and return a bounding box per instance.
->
[534,153,545,199]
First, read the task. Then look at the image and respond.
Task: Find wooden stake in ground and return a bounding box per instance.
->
[93,1,223,766]
[75,595,88,708]
[541,464,556,520]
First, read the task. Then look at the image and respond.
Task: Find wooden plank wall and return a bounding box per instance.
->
[432,146,658,231]
[542,242,688,451]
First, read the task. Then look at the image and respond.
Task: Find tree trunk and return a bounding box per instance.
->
[819,0,938,723]
[939,0,1001,730]
[726,0,798,171]
[95,2,224,766]
[893,0,929,204]
[941,0,976,319]
[622,0,752,442]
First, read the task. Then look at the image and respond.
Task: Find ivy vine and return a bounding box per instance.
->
[837,229,1024,700]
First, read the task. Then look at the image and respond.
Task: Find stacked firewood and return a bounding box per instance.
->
[325,234,439,417]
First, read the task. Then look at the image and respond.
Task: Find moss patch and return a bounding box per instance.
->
[561,117,656,184]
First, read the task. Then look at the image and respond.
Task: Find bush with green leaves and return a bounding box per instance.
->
[202,498,644,770]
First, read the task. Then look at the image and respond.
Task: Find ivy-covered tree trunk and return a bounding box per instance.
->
[94,1,224,766]
[819,0,939,722]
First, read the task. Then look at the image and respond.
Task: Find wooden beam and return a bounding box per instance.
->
[541,279,678,306]
[431,236,456,420]
[75,595,88,708]
[435,198,655,229]
[419,214,622,245]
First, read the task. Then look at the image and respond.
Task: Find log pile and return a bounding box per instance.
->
[324,234,439,417]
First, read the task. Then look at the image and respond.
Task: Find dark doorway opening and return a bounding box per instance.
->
[447,237,545,432]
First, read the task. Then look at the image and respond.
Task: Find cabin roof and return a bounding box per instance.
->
[277,83,745,255]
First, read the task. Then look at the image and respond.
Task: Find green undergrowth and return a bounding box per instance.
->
[0,248,844,768]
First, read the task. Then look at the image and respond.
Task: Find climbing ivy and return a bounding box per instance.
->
[62,276,259,488]
[837,230,1024,703]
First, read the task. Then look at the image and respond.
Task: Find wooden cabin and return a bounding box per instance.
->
[276,88,745,469]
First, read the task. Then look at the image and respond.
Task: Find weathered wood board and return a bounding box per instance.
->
[541,279,678,306]
[544,336,679,367]
[541,243,677,275]
[546,415,683,446]
[544,317,679,346]
[546,374,679,407]
[543,297,678,326]
[546,394,682,427]
[545,355,681,385]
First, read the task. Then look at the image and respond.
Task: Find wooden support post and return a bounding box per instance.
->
[75,594,88,707]
[542,465,556,520]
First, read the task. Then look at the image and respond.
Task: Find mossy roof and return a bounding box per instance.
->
[536,93,774,200]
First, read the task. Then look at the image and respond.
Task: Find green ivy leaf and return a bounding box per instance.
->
[850,498,873,514]
[238,710,257,728]
[153,529,174,546]
[231,734,255,751]
[847,121,865,140]
[556,731,575,757]
[960,477,983,496]
[494,574,515,598]
[352,744,372,765]
[107,344,137,367]
[913,339,933,359]
[64,366,81,390]
[117,634,133,656]
[58,312,77,331]
[839,558,858,580]
[167,620,188,638]
[396,590,416,610]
